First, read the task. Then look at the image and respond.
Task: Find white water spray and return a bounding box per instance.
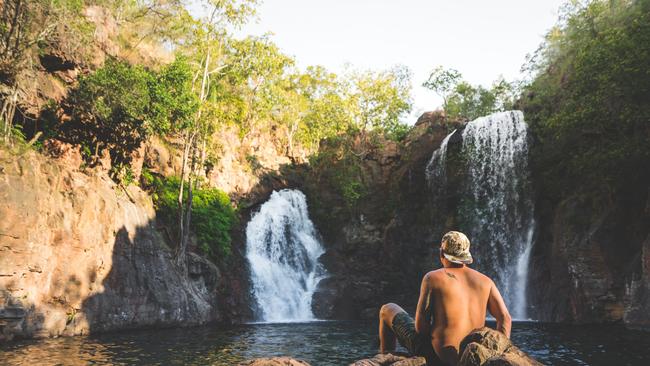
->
[461,111,535,320]
[425,129,457,190]
[426,111,535,319]
[245,189,327,322]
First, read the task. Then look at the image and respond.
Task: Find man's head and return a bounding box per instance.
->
[439,231,473,266]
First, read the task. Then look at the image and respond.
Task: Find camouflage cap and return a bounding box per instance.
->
[441,231,473,264]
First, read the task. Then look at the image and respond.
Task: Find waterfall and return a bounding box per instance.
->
[461,111,535,320]
[245,189,327,322]
[425,129,456,190]
[426,111,535,319]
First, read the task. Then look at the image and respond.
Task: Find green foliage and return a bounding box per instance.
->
[0,0,92,82]
[422,66,462,108]
[60,58,198,166]
[153,176,237,259]
[423,66,515,120]
[112,163,135,186]
[140,167,155,188]
[308,136,368,208]
[520,0,650,200]
[348,66,413,139]
[149,56,200,133]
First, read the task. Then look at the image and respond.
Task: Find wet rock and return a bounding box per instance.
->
[350,353,426,366]
[237,357,311,366]
[483,352,541,366]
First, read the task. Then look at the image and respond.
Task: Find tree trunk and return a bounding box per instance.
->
[176,45,210,267]
[176,130,193,266]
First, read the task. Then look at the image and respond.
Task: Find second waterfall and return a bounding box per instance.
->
[245,189,328,322]
[427,111,535,320]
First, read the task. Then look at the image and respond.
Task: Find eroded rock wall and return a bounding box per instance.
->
[529,188,650,327]
[0,148,222,341]
[309,112,464,319]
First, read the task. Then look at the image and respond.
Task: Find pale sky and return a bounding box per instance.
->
[235,0,565,123]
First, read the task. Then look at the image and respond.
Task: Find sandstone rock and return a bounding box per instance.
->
[458,328,541,366]
[459,327,511,355]
[83,6,119,66]
[128,142,146,182]
[459,342,500,366]
[43,139,82,170]
[0,149,222,341]
[350,353,426,366]
[237,357,311,366]
[483,352,540,366]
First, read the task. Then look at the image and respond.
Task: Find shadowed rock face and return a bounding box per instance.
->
[528,185,650,326]
[0,149,223,341]
[307,112,466,320]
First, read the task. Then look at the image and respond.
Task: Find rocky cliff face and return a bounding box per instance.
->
[304,111,650,330]
[529,186,650,328]
[307,112,464,319]
[0,147,223,341]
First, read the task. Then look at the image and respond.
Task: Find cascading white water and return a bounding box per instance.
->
[245,189,327,322]
[425,129,457,190]
[461,111,535,320]
[426,111,535,319]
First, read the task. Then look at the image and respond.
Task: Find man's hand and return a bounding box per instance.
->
[487,280,512,338]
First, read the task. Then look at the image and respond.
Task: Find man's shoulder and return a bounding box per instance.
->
[467,267,495,284]
[423,269,445,281]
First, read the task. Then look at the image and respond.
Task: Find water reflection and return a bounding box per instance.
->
[1,321,649,365]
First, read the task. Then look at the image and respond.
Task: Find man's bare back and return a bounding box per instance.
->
[379,231,512,366]
[416,267,511,364]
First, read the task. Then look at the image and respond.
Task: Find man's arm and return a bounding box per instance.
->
[414,273,432,335]
[487,280,512,338]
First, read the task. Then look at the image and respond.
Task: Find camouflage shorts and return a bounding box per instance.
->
[391,311,443,366]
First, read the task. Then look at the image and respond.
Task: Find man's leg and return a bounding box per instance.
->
[378,302,406,353]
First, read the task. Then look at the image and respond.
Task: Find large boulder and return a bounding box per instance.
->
[458,328,541,366]
[350,353,426,366]
[237,357,311,366]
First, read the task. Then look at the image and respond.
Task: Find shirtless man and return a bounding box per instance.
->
[378,231,512,366]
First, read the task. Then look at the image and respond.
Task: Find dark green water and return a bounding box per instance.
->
[1,321,649,365]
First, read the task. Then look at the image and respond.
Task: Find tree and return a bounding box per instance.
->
[173,0,259,268]
[423,66,515,120]
[0,0,91,144]
[347,66,413,141]
[422,66,462,112]
[520,0,650,199]
[300,66,354,148]
[60,57,198,173]
[221,35,294,137]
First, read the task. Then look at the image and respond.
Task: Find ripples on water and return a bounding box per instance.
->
[1,321,649,365]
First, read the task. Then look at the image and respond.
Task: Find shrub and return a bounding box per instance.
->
[153,176,237,260]
[58,58,198,169]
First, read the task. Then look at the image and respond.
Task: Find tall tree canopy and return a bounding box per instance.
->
[521,0,650,200]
